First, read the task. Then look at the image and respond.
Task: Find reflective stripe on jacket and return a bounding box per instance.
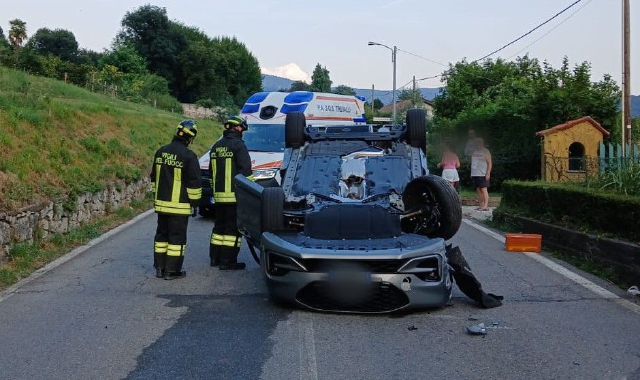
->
[150,138,202,215]
[210,130,253,203]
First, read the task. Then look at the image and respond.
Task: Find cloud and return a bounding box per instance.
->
[261,63,312,83]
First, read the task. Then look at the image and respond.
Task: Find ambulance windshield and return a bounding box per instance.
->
[243,124,285,152]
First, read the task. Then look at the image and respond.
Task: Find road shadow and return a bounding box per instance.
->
[125,293,289,380]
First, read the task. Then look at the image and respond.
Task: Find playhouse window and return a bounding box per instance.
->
[568,142,585,172]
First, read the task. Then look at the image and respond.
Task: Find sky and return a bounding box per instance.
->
[2,0,638,93]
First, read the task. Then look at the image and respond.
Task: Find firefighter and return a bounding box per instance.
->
[209,116,253,270]
[150,120,202,280]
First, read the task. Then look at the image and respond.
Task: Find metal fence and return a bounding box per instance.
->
[599,143,640,174]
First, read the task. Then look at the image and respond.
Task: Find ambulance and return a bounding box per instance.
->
[198,91,366,216]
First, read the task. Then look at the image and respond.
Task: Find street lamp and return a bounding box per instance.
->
[368,41,397,123]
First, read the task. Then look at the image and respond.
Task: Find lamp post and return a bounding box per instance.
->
[368,41,397,123]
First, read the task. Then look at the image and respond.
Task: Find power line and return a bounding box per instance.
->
[397,48,447,67]
[475,0,585,62]
[506,0,594,59]
[416,0,588,83]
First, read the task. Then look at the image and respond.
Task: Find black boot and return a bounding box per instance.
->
[164,271,187,280]
[154,252,166,278]
[210,243,221,267]
[219,249,245,270]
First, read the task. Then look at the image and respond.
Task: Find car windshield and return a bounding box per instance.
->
[244,124,285,152]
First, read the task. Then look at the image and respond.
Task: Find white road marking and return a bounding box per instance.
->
[462,219,640,316]
[0,209,155,304]
[297,311,319,380]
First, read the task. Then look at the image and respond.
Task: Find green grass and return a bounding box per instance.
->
[0,198,152,289]
[0,67,222,211]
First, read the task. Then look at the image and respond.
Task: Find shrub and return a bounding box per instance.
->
[498,180,640,242]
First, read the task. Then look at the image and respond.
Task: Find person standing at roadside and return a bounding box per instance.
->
[209,116,254,270]
[471,137,492,211]
[464,129,476,158]
[150,120,201,280]
[437,141,460,187]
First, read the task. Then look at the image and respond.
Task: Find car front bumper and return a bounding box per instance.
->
[260,232,453,313]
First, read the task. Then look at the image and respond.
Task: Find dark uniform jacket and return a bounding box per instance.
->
[210,130,253,203]
[151,138,202,215]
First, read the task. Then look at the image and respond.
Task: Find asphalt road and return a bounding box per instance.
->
[0,214,639,380]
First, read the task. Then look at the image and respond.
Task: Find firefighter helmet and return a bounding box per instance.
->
[176,119,198,138]
[224,116,248,131]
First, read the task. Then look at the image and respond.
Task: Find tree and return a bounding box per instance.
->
[99,44,147,75]
[373,98,384,110]
[8,19,27,48]
[118,5,187,93]
[27,28,79,62]
[211,36,262,105]
[0,26,9,48]
[311,63,332,92]
[333,85,356,96]
[289,81,311,92]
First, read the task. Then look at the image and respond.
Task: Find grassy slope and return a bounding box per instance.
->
[0,67,222,211]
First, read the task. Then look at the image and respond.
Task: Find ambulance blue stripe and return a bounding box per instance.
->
[246,92,270,103]
[284,91,314,104]
[281,103,308,114]
[241,104,260,114]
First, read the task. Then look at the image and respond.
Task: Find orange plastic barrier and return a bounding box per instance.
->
[505,233,542,253]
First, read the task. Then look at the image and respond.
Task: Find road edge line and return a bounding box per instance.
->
[462,219,640,316]
[0,208,155,304]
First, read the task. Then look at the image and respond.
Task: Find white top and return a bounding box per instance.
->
[471,148,490,177]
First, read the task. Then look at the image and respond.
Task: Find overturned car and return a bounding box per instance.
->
[235,110,500,313]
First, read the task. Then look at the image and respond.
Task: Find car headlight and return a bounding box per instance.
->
[253,168,278,181]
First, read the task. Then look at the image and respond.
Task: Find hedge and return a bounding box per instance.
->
[498,181,640,243]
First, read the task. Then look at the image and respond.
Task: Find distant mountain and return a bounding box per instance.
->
[632,95,640,118]
[261,74,442,104]
[261,74,293,92]
[352,87,441,105]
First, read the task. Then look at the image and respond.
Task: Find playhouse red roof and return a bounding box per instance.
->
[536,116,610,137]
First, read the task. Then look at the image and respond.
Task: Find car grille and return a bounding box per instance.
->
[299,259,405,274]
[296,281,409,313]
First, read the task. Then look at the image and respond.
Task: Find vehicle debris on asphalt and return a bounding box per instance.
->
[446,245,504,308]
[467,323,488,336]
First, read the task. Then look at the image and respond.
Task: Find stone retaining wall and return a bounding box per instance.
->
[0,178,150,262]
[493,210,640,286]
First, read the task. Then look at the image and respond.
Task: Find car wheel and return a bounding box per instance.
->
[402,175,461,240]
[261,187,284,233]
[405,108,427,152]
[285,112,306,148]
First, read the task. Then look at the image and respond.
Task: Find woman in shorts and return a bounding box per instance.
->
[437,142,460,187]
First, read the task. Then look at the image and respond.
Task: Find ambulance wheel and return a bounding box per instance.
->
[285,112,306,149]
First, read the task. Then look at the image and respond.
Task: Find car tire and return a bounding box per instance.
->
[402,175,461,240]
[261,187,284,233]
[285,112,306,148]
[405,108,427,152]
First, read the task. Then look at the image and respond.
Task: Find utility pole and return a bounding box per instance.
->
[412,75,417,107]
[371,84,375,115]
[622,0,631,154]
[392,46,397,124]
